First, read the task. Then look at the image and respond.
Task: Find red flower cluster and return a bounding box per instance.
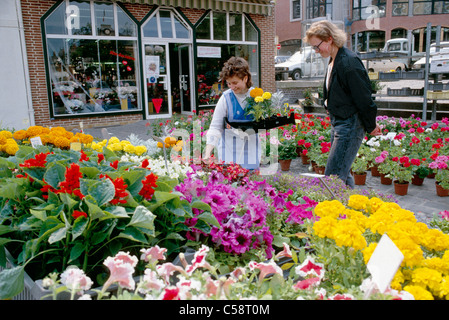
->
[19,152,52,168]
[100,174,128,205]
[139,173,158,200]
[72,210,88,219]
[320,141,331,154]
[58,163,84,199]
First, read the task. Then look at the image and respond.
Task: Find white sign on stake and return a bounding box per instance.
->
[366,233,404,294]
[30,136,43,148]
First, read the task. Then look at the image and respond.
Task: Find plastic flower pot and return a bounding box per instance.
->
[435,182,449,197]
[394,181,409,196]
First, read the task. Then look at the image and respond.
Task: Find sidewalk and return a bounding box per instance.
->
[84,119,448,225]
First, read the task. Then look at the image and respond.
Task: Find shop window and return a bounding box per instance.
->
[392,0,409,16]
[306,0,332,19]
[43,0,140,117]
[195,11,259,107]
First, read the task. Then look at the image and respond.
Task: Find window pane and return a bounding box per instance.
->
[229,13,242,41]
[245,17,258,41]
[196,43,259,106]
[196,13,211,39]
[69,1,92,35]
[143,15,159,37]
[392,2,408,16]
[174,17,189,39]
[413,1,432,15]
[95,2,115,36]
[47,38,140,116]
[160,10,173,38]
[292,0,302,19]
[45,2,68,35]
[117,6,137,37]
[213,12,227,40]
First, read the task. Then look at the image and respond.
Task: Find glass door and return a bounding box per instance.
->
[144,43,171,118]
[178,44,193,114]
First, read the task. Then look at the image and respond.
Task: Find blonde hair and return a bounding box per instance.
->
[304,20,347,48]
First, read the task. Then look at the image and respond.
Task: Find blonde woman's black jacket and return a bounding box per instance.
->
[323,46,377,133]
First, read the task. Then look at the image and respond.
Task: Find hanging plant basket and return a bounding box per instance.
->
[224,114,295,133]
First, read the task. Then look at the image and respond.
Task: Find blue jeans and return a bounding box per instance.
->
[324,113,365,189]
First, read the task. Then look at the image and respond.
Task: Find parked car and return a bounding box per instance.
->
[412,41,449,75]
[275,55,290,64]
[275,47,327,80]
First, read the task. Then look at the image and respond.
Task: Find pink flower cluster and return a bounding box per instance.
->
[175,171,293,259]
[375,150,389,164]
[429,155,449,170]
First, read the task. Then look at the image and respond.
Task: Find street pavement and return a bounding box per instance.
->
[84,118,448,226]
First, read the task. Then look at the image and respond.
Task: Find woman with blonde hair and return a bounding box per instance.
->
[304,20,381,188]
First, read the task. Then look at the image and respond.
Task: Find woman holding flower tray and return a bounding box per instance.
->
[304,21,382,188]
[204,57,261,170]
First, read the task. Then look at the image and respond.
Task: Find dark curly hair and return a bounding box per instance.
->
[219,57,252,88]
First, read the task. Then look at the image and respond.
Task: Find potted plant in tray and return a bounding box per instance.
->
[278,128,298,171]
[429,155,449,197]
[351,155,369,185]
[390,155,415,196]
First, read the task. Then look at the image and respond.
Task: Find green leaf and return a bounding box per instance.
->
[43,162,67,189]
[0,266,24,300]
[102,146,119,162]
[191,200,212,212]
[72,216,88,241]
[84,196,105,220]
[69,243,85,263]
[118,226,148,244]
[197,211,220,228]
[80,178,115,207]
[0,225,14,236]
[0,238,13,247]
[127,206,155,231]
[79,166,100,179]
[59,193,78,212]
[29,209,47,221]
[48,226,67,244]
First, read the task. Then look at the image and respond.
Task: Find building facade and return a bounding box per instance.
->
[275,0,449,55]
[1,0,275,130]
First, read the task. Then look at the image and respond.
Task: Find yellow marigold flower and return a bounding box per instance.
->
[411,267,443,292]
[394,237,424,267]
[404,285,434,300]
[362,242,377,264]
[0,130,13,139]
[80,134,94,144]
[333,219,367,251]
[313,216,337,239]
[314,200,346,219]
[391,269,405,291]
[26,125,44,137]
[108,143,122,151]
[254,96,264,103]
[347,194,369,211]
[434,276,449,300]
[123,144,135,154]
[53,136,70,148]
[262,91,271,100]
[12,129,27,140]
[250,87,263,98]
[134,145,147,156]
[367,197,384,213]
[164,136,177,145]
[4,139,19,155]
[423,257,449,274]
[109,137,120,144]
[421,228,449,252]
[0,135,6,145]
[344,208,368,229]
[157,142,163,148]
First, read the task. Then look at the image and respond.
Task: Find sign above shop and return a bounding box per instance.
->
[197,46,221,58]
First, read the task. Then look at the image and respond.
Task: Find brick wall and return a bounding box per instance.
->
[20,0,276,130]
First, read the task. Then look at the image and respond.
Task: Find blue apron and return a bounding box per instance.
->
[218,89,260,170]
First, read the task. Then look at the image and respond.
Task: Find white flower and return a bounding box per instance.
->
[60,266,93,294]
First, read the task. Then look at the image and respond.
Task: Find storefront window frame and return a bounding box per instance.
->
[194,10,260,109]
[352,0,386,21]
[41,0,143,119]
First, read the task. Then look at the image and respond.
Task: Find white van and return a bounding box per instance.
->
[412,41,449,73]
[275,47,327,80]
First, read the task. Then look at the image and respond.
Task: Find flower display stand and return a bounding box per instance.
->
[224,114,295,133]
[435,182,449,197]
[279,159,292,171]
[394,181,409,196]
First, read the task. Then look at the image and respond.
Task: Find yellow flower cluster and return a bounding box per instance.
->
[157,136,183,152]
[12,125,94,149]
[250,87,271,103]
[312,194,449,300]
[0,130,19,155]
[90,136,147,156]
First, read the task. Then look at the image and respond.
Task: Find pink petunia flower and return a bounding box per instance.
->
[60,266,93,295]
[275,242,292,260]
[102,251,138,290]
[295,256,325,280]
[248,260,283,283]
[293,277,321,290]
[140,245,167,264]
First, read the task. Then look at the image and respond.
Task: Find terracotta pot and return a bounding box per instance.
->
[427,172,436,179]
[370,165,381,177]
[394,181,409,196]
[353,173,367,185]
[435,182,449,197]
[279,159,292,171]
[314,166,325,174]
[380,173,393,185]
[411,174,425,186]
[300,152,310,165]
[296,147,302,157]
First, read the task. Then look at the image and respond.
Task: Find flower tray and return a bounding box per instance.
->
[225,114,295,132]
